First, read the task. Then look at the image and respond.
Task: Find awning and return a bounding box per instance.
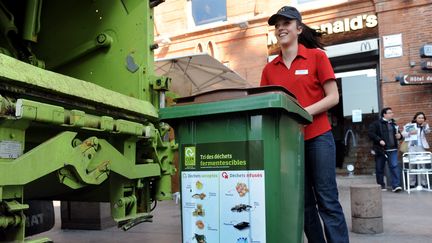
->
[155,53,250,96]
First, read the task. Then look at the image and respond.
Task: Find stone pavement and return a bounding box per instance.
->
[337,175,432,243]
[29,175,432,242]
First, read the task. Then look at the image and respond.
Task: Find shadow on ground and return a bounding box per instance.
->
[30,175,432,242]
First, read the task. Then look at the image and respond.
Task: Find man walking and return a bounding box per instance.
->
[368,107,403,192]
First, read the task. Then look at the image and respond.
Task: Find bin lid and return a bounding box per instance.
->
[160,86,312,125]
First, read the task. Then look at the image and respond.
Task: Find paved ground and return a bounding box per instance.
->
[337,175,432,243]
[29,200,182,243]
[29,175,432,242]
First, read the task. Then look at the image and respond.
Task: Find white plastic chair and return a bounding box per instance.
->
[402,152,432,194]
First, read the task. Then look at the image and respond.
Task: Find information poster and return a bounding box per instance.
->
[181,141,266,243]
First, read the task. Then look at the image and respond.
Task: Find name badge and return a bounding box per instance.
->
[295,69,308,75]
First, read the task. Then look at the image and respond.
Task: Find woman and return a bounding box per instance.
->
[261,6,349,243]
[402,112,430,187]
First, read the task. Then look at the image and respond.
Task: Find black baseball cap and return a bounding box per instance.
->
[268,6,302,25]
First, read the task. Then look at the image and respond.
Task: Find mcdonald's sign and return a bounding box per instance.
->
[360,41,372,52]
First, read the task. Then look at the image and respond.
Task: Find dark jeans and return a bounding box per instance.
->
[304,131,349,243]
[375,150,400,189]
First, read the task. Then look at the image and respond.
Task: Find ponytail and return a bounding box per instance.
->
[297,21,324,49]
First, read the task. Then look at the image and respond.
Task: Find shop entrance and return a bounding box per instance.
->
[327,39,380,173]
[329,68,379,172]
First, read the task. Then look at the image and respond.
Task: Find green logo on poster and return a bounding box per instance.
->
[185,146,196,167]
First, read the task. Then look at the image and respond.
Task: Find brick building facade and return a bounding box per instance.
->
[154,0,432,174]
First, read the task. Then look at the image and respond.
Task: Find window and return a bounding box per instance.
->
[191,0,227,26]
[194,41,220,59]
[195,43,204,53]
[335,69,379,117]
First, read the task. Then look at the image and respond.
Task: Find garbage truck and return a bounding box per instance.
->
[0,0,176,241]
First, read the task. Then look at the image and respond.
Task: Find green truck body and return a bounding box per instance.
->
[0,0,175,241]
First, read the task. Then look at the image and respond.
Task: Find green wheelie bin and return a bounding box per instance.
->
[160,86,312,243]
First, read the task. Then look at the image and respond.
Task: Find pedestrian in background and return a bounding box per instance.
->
[401,112,430,188]
[368,107,403,192]
[261,6,349,243]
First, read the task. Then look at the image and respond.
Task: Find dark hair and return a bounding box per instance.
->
[297,20,324,49]
[380,107,392,117]
[412,112,426,123]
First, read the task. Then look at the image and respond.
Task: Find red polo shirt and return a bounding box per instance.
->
[260,44,335,140]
